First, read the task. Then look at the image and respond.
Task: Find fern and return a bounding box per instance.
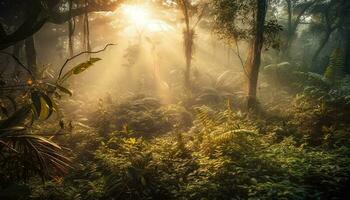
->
[324,48,345,83]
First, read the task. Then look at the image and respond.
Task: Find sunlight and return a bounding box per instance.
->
[122,5,151,26]
[121,4,172,33]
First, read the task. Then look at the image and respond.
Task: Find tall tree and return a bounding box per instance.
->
[176,0,206,91]
[246,0,268,108]
[212,0,281,109]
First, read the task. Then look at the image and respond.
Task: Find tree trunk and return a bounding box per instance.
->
[246,0,268,109]
[282,0,293,58]
[182,0,193,91]
[12,41,24,74]
[344,30,350,74]
[68,0,74,56]
[24,36,37,77]
[311,29,332,72]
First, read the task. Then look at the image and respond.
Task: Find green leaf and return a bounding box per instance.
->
[56,85,73,96]
[31,91,54,120]
[40,93,54,120]
[73,57,102,74]
[59,57,101,83]
[31,91,41,119]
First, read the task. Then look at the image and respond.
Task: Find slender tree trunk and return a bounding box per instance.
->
[184,28,192,90]
[68,0,74,56]
[182,0,192,91]
[246,0,268,109]
[282,0,293,58]
[311,29,332,72]
[344,30,350,74]
[24,36,37,77]
[12,41,24,74]
[84,0,91,52]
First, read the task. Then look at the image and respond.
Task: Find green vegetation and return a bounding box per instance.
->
[1,0,350,199]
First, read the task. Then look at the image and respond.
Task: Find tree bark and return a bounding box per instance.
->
[246,0,268,109]
[344,30,350,74]
[282,0,292,58]
[181,0,193,91]
[12,41,24,74]
[24,36,37,77]
[311,29,333,72]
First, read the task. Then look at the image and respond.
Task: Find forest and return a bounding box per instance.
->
[0,0,350,199]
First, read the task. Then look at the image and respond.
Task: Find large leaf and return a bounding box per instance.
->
[31,91,42,119]
[40,93,54,120]
[31,91,54,120]
[0,133,71,180]
[56,85,73,96]
[59,57,101,83]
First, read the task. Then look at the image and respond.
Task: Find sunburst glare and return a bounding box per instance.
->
[121,4,172,33]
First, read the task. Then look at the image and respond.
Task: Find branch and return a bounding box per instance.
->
[0,52,34,79]
[57,43,116,81]
[0,1,122,50]
[232,37,249,78]
[294,0,318,27]
[192,3,208,29]
[0,1,45,50]
[48,6,109,24]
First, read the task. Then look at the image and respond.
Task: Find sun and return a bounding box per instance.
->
[122,5,151,26]
[120,4,173,33]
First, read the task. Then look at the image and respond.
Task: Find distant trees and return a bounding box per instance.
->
[212,0,281,109]
[274,0,350,73]
[0,0,121,78]
[175,0,207,91]
[309,0,350,71]
[0,0,120,50]
[273,0,318,59]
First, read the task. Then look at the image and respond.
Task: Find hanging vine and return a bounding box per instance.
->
[68,0,75,56]
[83,0,91,52]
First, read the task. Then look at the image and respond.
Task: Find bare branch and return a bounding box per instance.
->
[232,37,249,78]
[57,43,116,81]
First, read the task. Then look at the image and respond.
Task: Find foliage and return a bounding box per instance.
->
[0,56,102,186]
[88,95,193,137]
[1,0,350,199]
[26,102,350,199]
[324,48,346,83]
[211,0,282,49]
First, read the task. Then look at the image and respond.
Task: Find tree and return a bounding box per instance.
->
[309,0,350,71]
[246,0,268,109]
[176,0,207,91]
[0,0,121,50]
[0,0,121,79]
[212,0,281,109]
[273,0,317,59]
